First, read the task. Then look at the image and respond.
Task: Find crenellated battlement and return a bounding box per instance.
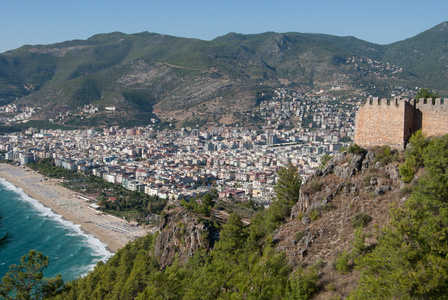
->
[415,97,446,107]
[355,96,448,149]
[365,96,447,107]
[366,97,402,106]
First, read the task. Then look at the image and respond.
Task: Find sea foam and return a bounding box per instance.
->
[0,178,111,276]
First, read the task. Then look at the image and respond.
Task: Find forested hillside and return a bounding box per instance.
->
[49,164,313,299]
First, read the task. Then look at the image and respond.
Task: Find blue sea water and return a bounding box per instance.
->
[0,178,111,282]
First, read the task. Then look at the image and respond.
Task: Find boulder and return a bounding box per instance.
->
[374,185,392,196]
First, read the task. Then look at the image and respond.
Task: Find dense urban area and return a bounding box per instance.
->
[0,89,358,213]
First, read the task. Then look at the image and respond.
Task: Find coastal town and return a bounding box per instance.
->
[2,9,448,298]
[0,90,359,208]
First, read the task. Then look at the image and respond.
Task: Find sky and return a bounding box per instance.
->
[1,0,447,53]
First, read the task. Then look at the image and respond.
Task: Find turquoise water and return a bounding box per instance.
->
[0,178,111,282]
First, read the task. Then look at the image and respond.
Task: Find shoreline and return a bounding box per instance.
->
[0,163,148,253]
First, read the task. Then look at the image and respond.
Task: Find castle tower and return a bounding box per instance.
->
[355,97,448,150]
[415,98,448,137]
[354,97,415,150]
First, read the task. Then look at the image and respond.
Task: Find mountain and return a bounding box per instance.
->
[0,22,447,128]
[382,21,448,89]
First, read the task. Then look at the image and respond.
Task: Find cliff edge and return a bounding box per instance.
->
[273,147,406,298]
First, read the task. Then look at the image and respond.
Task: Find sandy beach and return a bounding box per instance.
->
[0,163,148,253]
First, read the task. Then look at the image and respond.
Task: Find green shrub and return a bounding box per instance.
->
[363,174,377,186]
[198,204,211,217]
[325,282,336,291]
[308,181,323,194]
[400,186,413,196]
[344,181,354,188]
[374,146,398,165]
[368,167,378,173]
[352,212,372,228]
[324,202,335,210]
[310,210,320,221]
[319,154,333,170]
[348,144,367,155]
[286,265,319,299]
[178,222,186,236]
[202,193,215,207]
[352,228,368,255]
[295,230,305,242]
[399,159,416,183]
[200,230,209,245]
[333,251,351,274]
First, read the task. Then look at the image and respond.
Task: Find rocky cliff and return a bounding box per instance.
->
[149,147,408,297]
[153,203,220,269]
[273,147,406,298]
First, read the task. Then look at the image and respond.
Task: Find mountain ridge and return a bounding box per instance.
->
[1,22,447,128]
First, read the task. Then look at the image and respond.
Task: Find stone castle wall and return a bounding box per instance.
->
[355,97,448,149]
[416,98,448,137]
[354,97,410,149]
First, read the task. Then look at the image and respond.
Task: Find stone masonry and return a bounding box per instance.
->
[355,96,448,149]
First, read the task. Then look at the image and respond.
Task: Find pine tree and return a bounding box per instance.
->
[0,250,63,299]
[274,162,302,206]
[415,88,440,99]
[268,163,302,229]
[351,134,448,299]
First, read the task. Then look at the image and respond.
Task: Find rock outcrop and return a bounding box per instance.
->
[275,148,406,298]
[153,205,219,269]
[290,149,400,222]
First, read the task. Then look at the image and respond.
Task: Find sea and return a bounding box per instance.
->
[0,178,111,283]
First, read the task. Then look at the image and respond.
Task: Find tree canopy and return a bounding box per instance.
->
[46,163,317,300]
[350,132,448,299]
[274,162,302,206]
[0,250,63,300]
[268,163,302,230]
[415,88,440,99]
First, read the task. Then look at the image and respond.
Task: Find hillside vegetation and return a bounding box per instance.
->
[1,22,447,127]
[2,132,447,298]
